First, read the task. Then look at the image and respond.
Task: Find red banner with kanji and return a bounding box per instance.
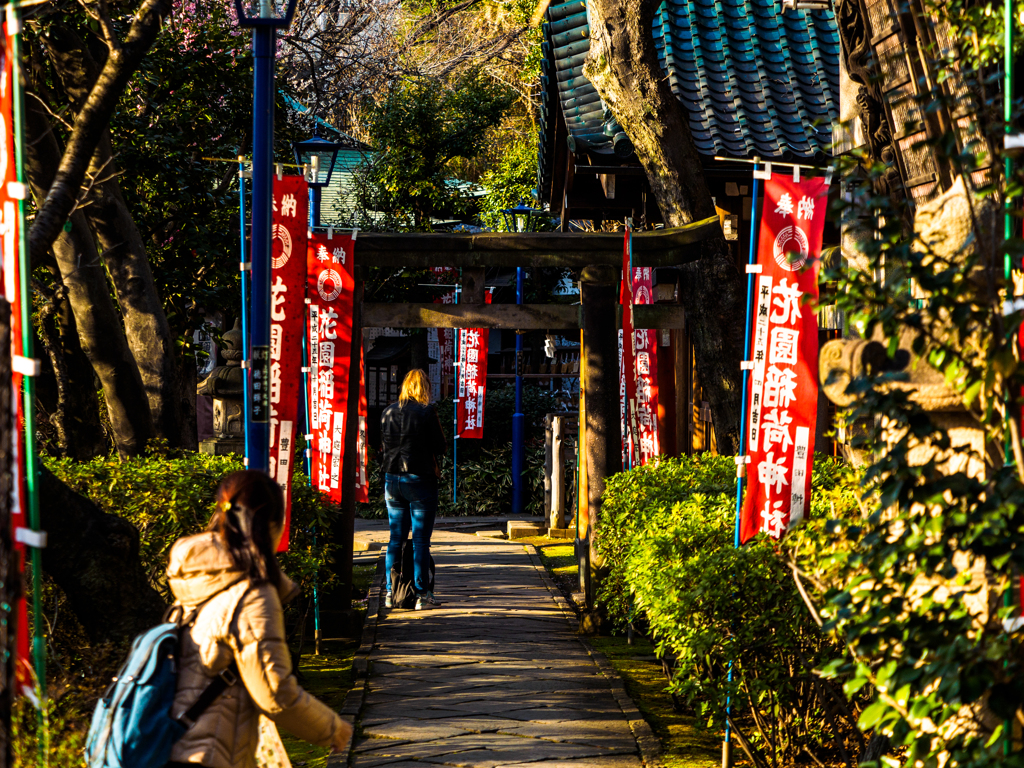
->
[740,174,827,544]
[307,231,355,504]
[2,22,31,697]
[355,340,368,503]
[456,291,491,438]
[269,175,307,551]
[631,266,659,464]
[435,288,457,398]
[620,225,638,467]
[620,223,659,468]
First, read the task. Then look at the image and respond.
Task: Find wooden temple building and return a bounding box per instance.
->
[536,0,842,456]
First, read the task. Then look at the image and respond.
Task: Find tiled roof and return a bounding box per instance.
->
[538,0,840,195]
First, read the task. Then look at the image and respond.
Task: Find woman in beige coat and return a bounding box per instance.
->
[164,470,352,768]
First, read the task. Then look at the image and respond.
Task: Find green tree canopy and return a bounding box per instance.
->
[355,69,514,230]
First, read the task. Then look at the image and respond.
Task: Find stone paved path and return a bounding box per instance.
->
[351,531,645,768]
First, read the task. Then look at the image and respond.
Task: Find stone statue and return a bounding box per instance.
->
[198,319,245,455]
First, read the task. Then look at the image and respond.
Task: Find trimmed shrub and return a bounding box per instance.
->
[45,448,340,603]
[597,454,860,765]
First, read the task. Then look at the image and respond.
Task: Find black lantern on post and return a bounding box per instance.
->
[293,131,342,229]
[501,201,544,234]
[232,0,299,471]
[499,200,544,515]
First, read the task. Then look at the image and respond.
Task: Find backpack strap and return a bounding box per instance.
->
[175,662,239,728]
[173,579,251,730]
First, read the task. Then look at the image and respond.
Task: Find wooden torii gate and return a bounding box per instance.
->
[331,217,719,623]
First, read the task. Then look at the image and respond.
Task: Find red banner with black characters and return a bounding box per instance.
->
[456,290,491,438]
[435,288,457,398]
[740,174,828,544]
[620,224,660,468]
[355,341,369,503]
[620,225,638,468]
[2,21,31,697]
[269,175,307,552]
[630,266,659,464]
[307,231,355,504]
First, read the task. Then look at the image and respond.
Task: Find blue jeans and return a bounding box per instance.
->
[384,473,438,594]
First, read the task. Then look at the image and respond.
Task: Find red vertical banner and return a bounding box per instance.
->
[456,291,491,438]
[307,231,355,504]
[2,22,30,696]
[435,289,457,398]
[355,340,369,503]
[631,267,659,464]
[269,176,308,552]
[620,225,639,467]
[740,174,827,544]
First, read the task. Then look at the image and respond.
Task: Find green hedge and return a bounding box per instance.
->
[46,449,341,602]
[597,454,860,765]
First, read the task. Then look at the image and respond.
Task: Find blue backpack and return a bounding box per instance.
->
[85,599,240,768]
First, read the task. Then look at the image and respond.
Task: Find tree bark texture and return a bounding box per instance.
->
[27,0,173,269]
[39,465,165,643]
[83,143,183,446]
[43,25,183,446]
[583,0,744,453]
[24,97,153,456]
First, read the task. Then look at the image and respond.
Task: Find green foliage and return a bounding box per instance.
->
[355,69,514,230]
[776,6,1024,764]
[45,448,341,601]
[13,695,86,768]
[478,137,553,231]
[597,455,861,764]
[114,0,301,344]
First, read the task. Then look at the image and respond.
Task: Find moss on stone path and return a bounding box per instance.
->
[280,562,376,767]
[528,538,720,768]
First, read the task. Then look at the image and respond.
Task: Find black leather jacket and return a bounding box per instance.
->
[380,401,447,477]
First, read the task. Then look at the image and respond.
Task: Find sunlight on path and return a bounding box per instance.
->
[351,531,644,768]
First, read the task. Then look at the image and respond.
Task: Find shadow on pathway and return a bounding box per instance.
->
[351,531,644,768]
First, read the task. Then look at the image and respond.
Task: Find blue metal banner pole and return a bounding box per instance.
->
[512,267,525,513]
[301,321,321,653]
[724,163,762,763]
[246,27,276,471]
[239,155,252,452]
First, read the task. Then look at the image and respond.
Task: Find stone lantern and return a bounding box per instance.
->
[198,319,246,455]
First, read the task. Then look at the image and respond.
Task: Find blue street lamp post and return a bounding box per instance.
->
[234,0,298,471]
[502,203,543,515]
[294,132,342,230]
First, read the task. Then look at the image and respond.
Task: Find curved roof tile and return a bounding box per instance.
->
[538,0,839,195]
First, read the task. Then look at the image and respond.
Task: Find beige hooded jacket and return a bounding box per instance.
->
[166,532,349,768]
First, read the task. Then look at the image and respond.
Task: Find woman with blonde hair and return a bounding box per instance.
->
[380,368,447,609]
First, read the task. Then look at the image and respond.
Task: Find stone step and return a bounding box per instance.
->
[475,530,506,539]
[353,540,385,552]
[508,522,547,539]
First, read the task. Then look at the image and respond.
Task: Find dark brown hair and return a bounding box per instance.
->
[207,470,284,587]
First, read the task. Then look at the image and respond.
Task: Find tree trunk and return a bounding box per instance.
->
[42,25,183,446]
[49,280,110,459]
[82,138,183,446]
[24,97,154,456]
[27,0,173,270]
[583,0,744,453]
[38,465,165,644]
